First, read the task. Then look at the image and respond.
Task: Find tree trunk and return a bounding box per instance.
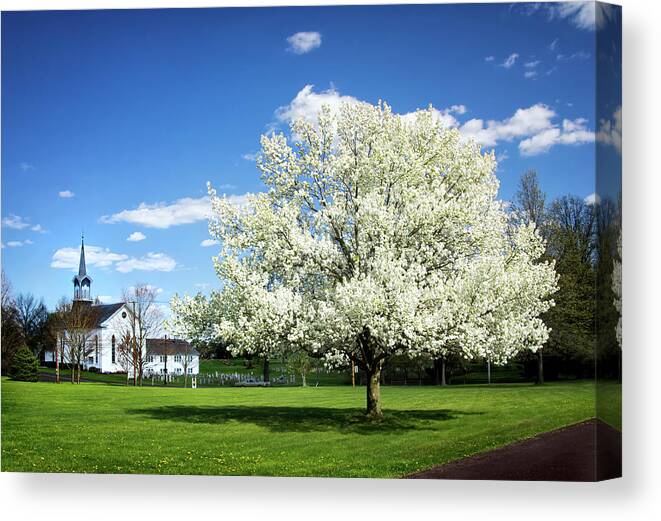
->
[77,364,81,384]
[263,356,270,384]
[55,347,60,384]
[301,373,307,387]
[366,365,383,418]
[71,363,74,384]
[536,349,544,385]
[441,357,447,386]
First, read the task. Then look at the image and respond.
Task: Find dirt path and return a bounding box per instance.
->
[406,419,621,481]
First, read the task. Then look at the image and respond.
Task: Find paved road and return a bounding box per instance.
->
[406,419,621,481]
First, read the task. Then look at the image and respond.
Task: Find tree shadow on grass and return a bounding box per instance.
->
[127,405,482,435]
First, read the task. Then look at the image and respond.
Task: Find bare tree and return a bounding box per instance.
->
[115,329,136,385]
[53,299,97,384]
[179,340,195,388]
[122,284,164,386]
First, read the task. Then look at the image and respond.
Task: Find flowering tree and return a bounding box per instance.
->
[171,101,557,417]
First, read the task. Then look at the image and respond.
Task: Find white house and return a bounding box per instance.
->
[44,237,199,377]
[144,338,200,377]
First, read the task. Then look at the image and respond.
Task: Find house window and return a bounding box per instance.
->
[188,367,193,374]
[95,336,99,364]
[160,355,166,363]
[187,355,193,362]
[174,354,182,362]
[147,355,154,363]
[111,335,116,363]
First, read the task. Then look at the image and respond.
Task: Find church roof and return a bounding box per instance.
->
[146,338,199,356]
[92,303,125,326]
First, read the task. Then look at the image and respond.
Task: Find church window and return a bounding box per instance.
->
[111,335,116,363]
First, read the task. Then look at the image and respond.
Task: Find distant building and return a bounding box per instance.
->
[43,237,199,376]
[144,338,200,377]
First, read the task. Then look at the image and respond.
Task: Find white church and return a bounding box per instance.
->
[45,237,199,377]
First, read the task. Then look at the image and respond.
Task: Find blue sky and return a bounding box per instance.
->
[1,2,622,310]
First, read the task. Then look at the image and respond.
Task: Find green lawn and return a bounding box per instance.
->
[1,378,599,477]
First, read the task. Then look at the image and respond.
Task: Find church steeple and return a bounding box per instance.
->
[78,235,88,277]
[73,235,93,302]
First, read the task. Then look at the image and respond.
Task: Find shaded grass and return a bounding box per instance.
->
[2,379,596,477]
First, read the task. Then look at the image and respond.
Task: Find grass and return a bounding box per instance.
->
[1,378,600,477]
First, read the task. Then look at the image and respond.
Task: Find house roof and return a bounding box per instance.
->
[146,338,199,356]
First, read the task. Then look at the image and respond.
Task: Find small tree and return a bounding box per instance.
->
[286,349,314,387]
[53,299,97,384]
[116,329,136,385]
[9,347,39,382]
[122,284,163,386]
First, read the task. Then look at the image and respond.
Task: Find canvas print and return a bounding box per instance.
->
[1,2,621,481]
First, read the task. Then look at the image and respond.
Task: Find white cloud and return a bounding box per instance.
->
[2,215,46,232]
[500,53,519,69]
[584,193,601,206]
[127,284,163,295]
[2,214,30,230]
[518,118,594,156]
[96,295,115,304]
[496,150,509,163]
[100,196,212,229]
[51,245,129,270]
[459,104,556,147]
[400,104,466,130]
[557,51,590,62]
[195,282,211,290]
[517,2,615,31]
[484,56,495,62]
[550,2,614,31]
[127,231,146,242]
[19,162,35,172]
[286,31,322,54]
[6,240,29,247]
[241,153,258,162]
[548,38,559,51]
[275,84,361,126]
[58,190,75,198]
[115,253,177,273]
[200,239,219,247]
[597,106,622,154]
[524,60,540,68]
[524,70,538,80]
